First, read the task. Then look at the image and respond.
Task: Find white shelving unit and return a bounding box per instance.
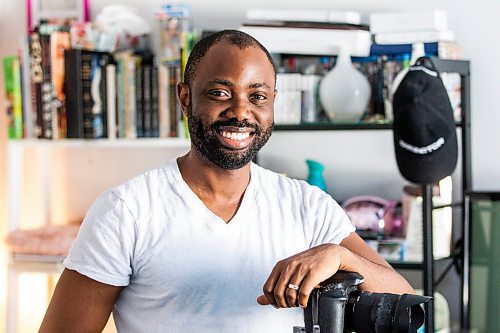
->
[7,138,190,233]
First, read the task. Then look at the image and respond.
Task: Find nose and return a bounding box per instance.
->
[225,96,252,121]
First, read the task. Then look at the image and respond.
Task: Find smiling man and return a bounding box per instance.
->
[39,30,413,333]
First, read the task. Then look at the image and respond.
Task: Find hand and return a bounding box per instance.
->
[256,243,347,309]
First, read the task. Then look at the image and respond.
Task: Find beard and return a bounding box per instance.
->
[186,106,273,170]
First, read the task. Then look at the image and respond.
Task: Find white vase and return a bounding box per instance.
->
[319,47,371,122]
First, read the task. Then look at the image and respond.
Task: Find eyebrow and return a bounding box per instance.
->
[206,78,272,90]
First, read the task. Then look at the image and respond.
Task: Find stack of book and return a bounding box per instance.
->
[3,4,194,140]
[369,10,461,59]
[240,8,372,57]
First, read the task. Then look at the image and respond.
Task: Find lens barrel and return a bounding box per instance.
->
[344,290,431,333]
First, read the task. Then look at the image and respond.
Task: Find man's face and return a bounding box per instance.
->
[180,42,275,170]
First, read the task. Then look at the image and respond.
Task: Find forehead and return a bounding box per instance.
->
[193,42,275,88]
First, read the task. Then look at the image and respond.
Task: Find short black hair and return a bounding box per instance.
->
[183,29,275,87]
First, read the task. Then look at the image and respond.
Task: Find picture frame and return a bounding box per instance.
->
[27,0,89,32]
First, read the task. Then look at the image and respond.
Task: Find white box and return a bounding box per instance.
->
[374,30,455,44]
[370,10,448,34]
[240,25,372,57]
[246,8,362,25]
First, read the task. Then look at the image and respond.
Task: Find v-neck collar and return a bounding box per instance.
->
[167,158,257,232]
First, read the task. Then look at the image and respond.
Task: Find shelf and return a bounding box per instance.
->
[274,121,463,131]
[275,122,392,131]
[7,138,191,149]
[389,261,423,270]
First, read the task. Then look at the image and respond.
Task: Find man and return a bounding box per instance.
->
[39,30,413,333]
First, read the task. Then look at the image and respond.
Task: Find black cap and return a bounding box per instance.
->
[393,57,458,184]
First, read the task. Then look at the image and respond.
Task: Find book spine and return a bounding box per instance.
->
[40,30,54,139]
[116,56,126,138]
[3,56,23,139]
[20,36,35,138]
[64,49,84,138]
[168,64,178,137]
[151,64,159,137]
[106,64,117,139]
[124,56,137,139]
[142,63,152,137]
[81,52,94,138]
[50,31,71,139]
[29,30,44,138]
[85,52,110,139]
[135,59,144,138]
[158,62,170,138]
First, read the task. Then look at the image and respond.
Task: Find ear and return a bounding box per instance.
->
[177,82,190,116]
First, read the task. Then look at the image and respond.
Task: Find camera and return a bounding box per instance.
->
[293,271,431,333]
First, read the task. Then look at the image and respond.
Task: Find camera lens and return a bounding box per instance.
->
[344,290,427,333]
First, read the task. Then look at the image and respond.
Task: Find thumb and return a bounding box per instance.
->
[256,294,270,305]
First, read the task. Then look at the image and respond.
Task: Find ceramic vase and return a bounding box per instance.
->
[319,47,371,122]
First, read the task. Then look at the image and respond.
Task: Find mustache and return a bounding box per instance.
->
[211,119,260,132]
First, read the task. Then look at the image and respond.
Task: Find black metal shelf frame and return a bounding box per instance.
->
[272,58,472,332]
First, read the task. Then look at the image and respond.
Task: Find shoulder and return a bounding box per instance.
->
[251,163,334,210]
[112,159,176,199]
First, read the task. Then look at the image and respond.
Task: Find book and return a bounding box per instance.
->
[158,62,170,138]
[374,30,455,45]
[29,29,44,138]
[3,56,23,139]
[370,10,448,34]
[150,64,160,137]
[239,25,371,57]
[19,36,36,138]
[369,41,461,60]
[39,24,56,139]
[65,49,111,138]
[106,64,117,139]
[246,8,362,25]
[50,31,71,139]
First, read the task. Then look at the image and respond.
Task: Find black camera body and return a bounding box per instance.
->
[293,271,431,333]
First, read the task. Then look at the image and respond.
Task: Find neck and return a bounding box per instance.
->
[177,150,251,204]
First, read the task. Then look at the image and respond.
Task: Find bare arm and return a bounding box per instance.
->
[39,268,122,333]
[338,232,414,293]
[257,232,414,309]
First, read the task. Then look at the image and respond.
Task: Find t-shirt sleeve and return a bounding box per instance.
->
[300,182,356,248]
[63,189,136,286]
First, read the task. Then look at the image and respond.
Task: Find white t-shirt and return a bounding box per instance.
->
[64,158,355,333]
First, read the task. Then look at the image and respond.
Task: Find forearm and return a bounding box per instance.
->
[338,245,414,294]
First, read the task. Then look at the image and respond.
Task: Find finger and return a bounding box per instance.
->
[297,272,324,309]
[262,263,283,308]
[285,273,303,308]
[256,294,269,305]
[274,264,297,308]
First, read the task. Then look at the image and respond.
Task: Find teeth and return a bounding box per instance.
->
[221,130,250,141]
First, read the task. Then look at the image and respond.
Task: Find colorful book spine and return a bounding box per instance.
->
[50,31,71,139]
[150,64,159,137]
[158,62,170,138]
[3,56,23,139]
[39,26,54,139]
[106,63,117,139]
[20,35,36,138]
[65,49,111,138]
[135,59,144,137]
[29,30,44,138]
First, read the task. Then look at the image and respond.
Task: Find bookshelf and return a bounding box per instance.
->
[261,57,472,332]
[6,138,190,233]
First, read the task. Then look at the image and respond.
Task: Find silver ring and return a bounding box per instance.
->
[287,283,299,290]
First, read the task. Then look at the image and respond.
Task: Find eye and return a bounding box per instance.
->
[250,93,268,103]
[207,90,230,99]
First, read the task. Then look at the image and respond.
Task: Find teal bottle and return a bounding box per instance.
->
[306,159,327,192]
